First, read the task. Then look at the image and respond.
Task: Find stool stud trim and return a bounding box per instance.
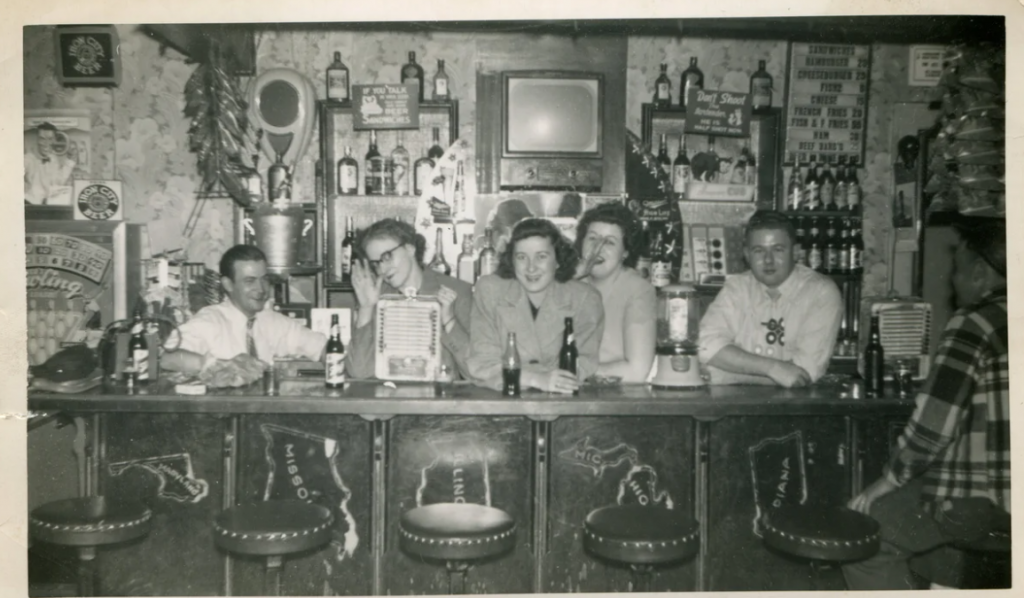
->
[762,522,879,548]
[583,526,700,551]
[398,525,517,547]
[29,509,152,534]
[213,519,333,542]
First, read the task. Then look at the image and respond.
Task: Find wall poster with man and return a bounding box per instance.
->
[24,109,91,206]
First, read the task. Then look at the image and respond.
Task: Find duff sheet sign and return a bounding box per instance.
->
[683,88,752,137]
[352,83,420,130]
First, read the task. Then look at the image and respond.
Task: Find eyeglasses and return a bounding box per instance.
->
[366,243,404,273]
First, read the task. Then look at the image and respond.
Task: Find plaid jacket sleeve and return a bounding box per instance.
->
[884,309,986,486]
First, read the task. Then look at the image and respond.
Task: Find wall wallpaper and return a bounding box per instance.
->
[24,25,943,295]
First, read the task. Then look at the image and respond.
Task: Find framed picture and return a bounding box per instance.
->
[277,304,311,328]
[24,109,92,206]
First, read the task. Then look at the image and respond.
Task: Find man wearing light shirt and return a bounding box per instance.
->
[162,245,327,375]
[698,210,842,387]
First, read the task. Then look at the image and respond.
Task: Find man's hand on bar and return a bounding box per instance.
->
[848,476,898,515]
[767,361,812,389]
[524,369,579,394]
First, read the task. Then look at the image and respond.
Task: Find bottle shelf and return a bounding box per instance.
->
[783,210,863,219]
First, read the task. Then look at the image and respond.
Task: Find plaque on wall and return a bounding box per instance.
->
[352,83,420,130]
[53,25,122,87]
[784,42,871,165]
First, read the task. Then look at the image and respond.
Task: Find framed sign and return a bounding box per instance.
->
[24,109,92,206]
[683,88,752,137]
[53,25,121,87]
[352,83,420,130]
[784,42,871,165]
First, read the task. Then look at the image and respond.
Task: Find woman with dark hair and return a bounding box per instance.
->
[575,202,657,382]
[347,218,473,379]
[467,218,604,394]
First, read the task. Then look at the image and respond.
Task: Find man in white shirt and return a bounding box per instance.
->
[698,210,843,387]
[162,245,327,375]
[25,122,77,205]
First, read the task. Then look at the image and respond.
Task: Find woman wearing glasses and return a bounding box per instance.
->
[574,202,656,383]
[467,218,604,394]
[346,218,474,379]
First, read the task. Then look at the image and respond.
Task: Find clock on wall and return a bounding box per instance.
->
[53,25,122,87]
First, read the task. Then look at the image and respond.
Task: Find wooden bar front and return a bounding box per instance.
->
[28,381,913,594]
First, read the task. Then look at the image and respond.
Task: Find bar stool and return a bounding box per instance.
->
[761,505,880,590]
[582,505,700,591]
[955,528,1011,589]
[29,496,153,597]
[214,500,334,596]
[398,503,516,594]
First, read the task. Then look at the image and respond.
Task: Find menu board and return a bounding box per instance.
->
[784,43,871,165]
[351,83,420,130]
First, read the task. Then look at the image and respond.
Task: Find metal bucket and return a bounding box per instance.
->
[244,201,313,273]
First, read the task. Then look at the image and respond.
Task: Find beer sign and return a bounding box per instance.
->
[352,83,420,130]
[683,88,752,137]
[785,43,871,165]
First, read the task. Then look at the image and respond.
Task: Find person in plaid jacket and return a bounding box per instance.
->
[843,217,1009,590]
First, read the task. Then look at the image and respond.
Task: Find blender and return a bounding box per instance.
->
[650,284,706,389]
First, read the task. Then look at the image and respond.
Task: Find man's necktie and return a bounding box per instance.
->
[246,317,257,358]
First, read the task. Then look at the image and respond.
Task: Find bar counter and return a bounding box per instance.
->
[28,380,914,595]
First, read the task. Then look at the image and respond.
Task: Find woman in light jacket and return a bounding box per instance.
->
[468,218,604,394]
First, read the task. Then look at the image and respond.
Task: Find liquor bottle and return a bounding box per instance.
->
[656,133,671,178]
[268,154,290,201]
[391,132,410,196]
[559,317,579,395]
[337,146,359,195]
[341,216,355,281]
[838,219,852,274]
[804,155,820,210]
[850,221,864,275]
[326,51,350,103]
[402,51,425,102]
[324,314,346,388]
[864,314,885,398]
[636,220,652,280]
[413,149,434,197]
[428,228,452,276]
[794,216,808,267]
[731,145,748,185]
[749,59,773,113]
[650,232,672,288]
[457,234,475,284]
[433,59,450,100]
[787,156,804,211]
[846,163,861,214]
[834,160,849,210]
[365,130,384,195]
[502,332,522,397]
[739,143,757,186]
[672,136,690,197]
[824,218,840,274]
[128,307,149,384]
[428,127,445,160]
[835,313,850,357]
[478,227,499,278]
[680,57,704,109]
[654,63,672,108]
[820,161,837,211]
[808,218,824,272]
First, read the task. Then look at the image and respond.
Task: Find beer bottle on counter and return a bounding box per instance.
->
[341,216,355,281]
[672,135,690,197]
[433,59,450,100]
[680,57,704,109]
[750,59,773,113]
[846,162,862,215]
[402,51,425,102]
[804,155,821,210]
[502,332,522,397]
[478,227,499,278]
[326,51,350,103]
[864,314,885,398]
[559,317,579,395]
[654,63,672,108]
[821,160,837,211]
[365,131,384,195]
[794,216,808,267]
[650,232,672,288]
[429,228,452,276]
[128,307,149,384]
[324,314,346,389]
[787,156,804,211]
[337,146,359,195]
[457,234,476,284]
[656,134,671,179]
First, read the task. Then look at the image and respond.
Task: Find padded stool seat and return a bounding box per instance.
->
[29,497,153,597]
[762,505,880,562]
[214,500,334,556]
[584,505,700,565]
[30,496,152,547]
[399,503,516,562]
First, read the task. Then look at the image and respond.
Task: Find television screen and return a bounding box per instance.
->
[504,73,602,156]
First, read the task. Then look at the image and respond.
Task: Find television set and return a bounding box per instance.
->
[500,71,605,190]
